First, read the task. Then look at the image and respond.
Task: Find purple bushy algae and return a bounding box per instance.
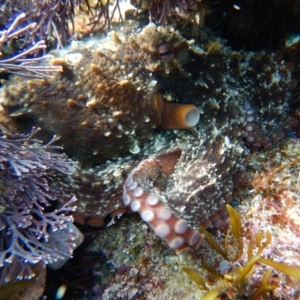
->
[0,0,204,79]
[0,0,76,49]
[0,12,63,78]
[0,128,77,285]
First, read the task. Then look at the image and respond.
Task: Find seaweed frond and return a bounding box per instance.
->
[182,205,300,299]
[247,270,277,300]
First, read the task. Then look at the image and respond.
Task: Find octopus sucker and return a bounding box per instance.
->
[122,154,205,254]
[0,21,298,254]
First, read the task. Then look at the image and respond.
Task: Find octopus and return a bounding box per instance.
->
[0,20,297,254]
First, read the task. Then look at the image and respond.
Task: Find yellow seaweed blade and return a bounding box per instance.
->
[235,255,261,283]
[201,287,223,300]
[259,257,300,280]
[266,231,272,247]
[226,205,243,240]
[199,225,228,260]
[201,260,224,280]
[247,270,277,300]
[247,242,254,261]
[181,266,209,290]
[226,205,243,261]
[255,230,273,255]
[255,231,263,248]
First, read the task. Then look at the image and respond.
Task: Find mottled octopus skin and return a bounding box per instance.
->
[0,22,297,253]
[0,24,191,164]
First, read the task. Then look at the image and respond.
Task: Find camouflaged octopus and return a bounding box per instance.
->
[0,21,296,254]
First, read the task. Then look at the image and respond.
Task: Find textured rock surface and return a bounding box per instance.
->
[0,21,296,249]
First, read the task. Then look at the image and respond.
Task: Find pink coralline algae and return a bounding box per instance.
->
[0,128,78,284]
[0,23,298,253]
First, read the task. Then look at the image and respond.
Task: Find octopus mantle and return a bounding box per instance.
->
[0,22,296,253]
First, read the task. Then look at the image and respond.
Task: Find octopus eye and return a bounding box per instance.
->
[157,42,174,62]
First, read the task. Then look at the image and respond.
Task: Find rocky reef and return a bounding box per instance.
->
[1,4,300,298]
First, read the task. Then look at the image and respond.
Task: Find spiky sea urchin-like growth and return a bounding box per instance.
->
[0,128,77,286]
